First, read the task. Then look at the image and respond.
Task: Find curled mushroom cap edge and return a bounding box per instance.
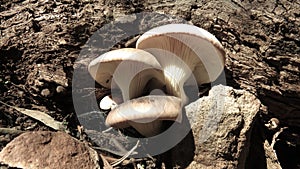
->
[105,95,182,137]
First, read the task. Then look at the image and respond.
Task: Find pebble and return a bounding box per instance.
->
[56,86,65,93]
[41,88,50,97]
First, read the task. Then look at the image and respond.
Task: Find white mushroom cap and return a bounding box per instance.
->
[88,48,164,101]
[136,24,226,100]
[105,95,182,137]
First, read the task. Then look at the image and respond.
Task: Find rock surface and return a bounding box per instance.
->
[0,131,100,169]
[185,85,261,168]
[264,140,282,169]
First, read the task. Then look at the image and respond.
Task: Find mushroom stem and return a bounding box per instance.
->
[127,68,165,100]
[128,120,163,137]
[136,24,226,101]
[112,63,163,101]
[141,48,193,105]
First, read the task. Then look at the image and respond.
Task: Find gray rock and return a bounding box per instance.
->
[185,85,261,168]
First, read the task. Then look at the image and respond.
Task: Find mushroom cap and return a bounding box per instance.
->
[136,23,226,84]
[105,95,182,129]
[88,48,164,100]
[88,48,162,88]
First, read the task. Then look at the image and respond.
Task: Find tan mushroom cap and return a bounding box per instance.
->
[136,23,226,85]
[105,95,182,137]
[88,48,164,101]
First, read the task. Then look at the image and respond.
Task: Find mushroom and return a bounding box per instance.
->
[105,95,182,137]
[136,23,226,104]
[88,48,164,101]
[99,95,118,110]
[88,48,182,137]
[90,24,226,137]
[104,79,182,137]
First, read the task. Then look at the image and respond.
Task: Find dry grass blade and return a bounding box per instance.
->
[100,154,114,169]
[0,101,66,131]
[111,140,140,167]
[0,127,24,135]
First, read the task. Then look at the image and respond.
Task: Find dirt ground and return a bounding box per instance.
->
[0,0,299,168]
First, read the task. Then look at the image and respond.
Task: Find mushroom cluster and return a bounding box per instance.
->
[88,24,226,137]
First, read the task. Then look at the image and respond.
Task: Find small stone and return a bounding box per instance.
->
[265,118,280,130]
[41,88,50,97]
[58,39,67,45]
[103,8,112,17]
[17,91,24,97]
[56,86,65,93]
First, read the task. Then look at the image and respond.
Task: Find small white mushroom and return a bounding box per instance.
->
[99,95,118,110]
[105,95,181,137]
[136,23,226,104]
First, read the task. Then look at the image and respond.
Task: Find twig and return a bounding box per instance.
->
[269,126,288,167]
[93,137,138,157]
[0,127,24,135]
[146,154,155,161]
[111,137,128,154]
[102,127,113,133]
[121,158,145,166]
[93,146,127,157]
[100,154,114,169]
[111,140,140,167]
